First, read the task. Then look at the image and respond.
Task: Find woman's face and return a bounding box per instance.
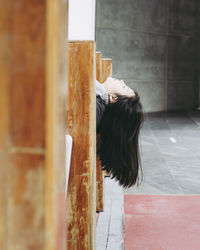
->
[104,77,135,98]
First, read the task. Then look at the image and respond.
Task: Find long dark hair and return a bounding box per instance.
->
[97,92,144,188]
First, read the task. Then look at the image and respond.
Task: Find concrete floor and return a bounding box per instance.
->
[96,178,124,250]
[124,110,200,195]
[124,110,200,250]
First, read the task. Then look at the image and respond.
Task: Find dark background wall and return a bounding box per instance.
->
[95,0,200,112]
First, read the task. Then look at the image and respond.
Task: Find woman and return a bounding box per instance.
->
[96,77,144,188]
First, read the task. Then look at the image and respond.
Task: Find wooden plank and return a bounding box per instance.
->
[0,1,68,249]
[0,2,12,249]
[96,52,104,212]
[45,0,68,249]
[101,58,112,83]
[4,1,46,249]
[101,58,112,177]
[96,51,103,82]
[67,41,96,250]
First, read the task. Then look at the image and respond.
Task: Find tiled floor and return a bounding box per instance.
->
[124,110,200,250]
[96,178,124,250]
[124,110,200,195]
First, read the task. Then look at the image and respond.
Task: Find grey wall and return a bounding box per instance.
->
[95,0,200,112]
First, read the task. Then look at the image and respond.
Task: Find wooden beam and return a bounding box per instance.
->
[0,1,68,249]
[101,58,112,177]
[96,51,103,82]
[96,52,104,212]
[67,41,96,250]
[0,2,12,248]
[45,0,68,249]
[101,58,112,83]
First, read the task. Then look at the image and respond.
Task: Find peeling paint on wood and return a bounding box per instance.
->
[66,41,96,250]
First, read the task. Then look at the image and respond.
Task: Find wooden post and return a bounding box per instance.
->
[96,52,103,83]
[102,58,112,83]
[67,41,96,250]
[96,52,104,212]
[45,1,68,249]
[101,58,112,177]
[0,1,68,249]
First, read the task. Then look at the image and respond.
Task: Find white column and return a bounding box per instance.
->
[68,0,96,41]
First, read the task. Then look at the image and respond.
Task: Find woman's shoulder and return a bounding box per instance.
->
[96,80,108,104]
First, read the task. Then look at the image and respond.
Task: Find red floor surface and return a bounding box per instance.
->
[124,195,200,250]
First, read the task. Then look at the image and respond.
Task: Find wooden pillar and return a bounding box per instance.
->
[102,58,112,83]
[46,1,68,249]
[101,58,112,177]
[96,52,103,83]
[0,1,68,249]
[67,41,96,250]
[96,52,104,212]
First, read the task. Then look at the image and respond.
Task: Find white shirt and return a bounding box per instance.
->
[96,80,109,104]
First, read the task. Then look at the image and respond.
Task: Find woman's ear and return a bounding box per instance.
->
[109,94,118,103]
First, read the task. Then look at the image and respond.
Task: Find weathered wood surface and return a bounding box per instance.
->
[0,1,68,249]
[96,52,104,212]
[0,2,12,248]
[101,58,112,178]
[67,41,96,250]
[45,1,68,249]
[96,52,103,83]
[101,58,112,83]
